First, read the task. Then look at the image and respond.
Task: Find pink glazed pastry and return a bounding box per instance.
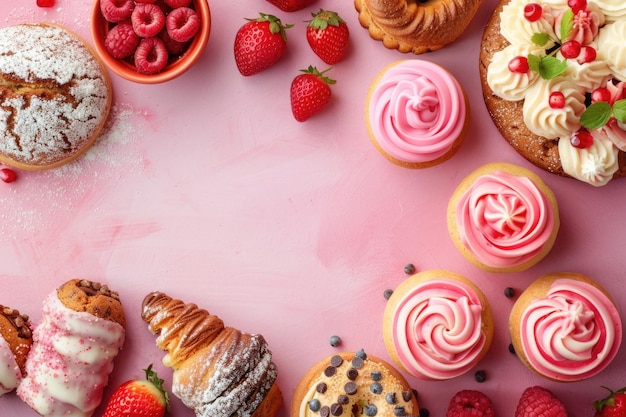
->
[17,279,125,417]
[383,270,494,380]
[509,273,622,382]
[365,59,469,168]
[447,162,560,273]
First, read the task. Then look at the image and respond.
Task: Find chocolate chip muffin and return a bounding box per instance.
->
[57,279,126,327]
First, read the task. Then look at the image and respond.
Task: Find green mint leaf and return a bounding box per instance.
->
[527,53,542,73]
[613,99,626,123]
[531,32,550,47]
[581,102,612,130]
[538,56,567,79]
[560,9,574,41]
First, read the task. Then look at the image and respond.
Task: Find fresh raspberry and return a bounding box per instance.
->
[446,390,495,417]
[135,0,158,2]
[158,28,187,55]
[105,21,141,59]
[165,0,192,7]
[166,7,200,42]
[515,387,567,417]
[131,3,166,37]
[134,37,169,74]
[100,0,135,23]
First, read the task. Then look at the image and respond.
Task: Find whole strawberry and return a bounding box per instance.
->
[266,0,316,12]
[234,13,293,76]
[515,386,567,417]
[103,365,169,417]
[306,10,349,65]
[446,390,495,417]
[290,66,335,122]
[594,387,626,417]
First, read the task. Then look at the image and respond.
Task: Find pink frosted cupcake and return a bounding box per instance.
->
[509,272,622,382]
[366,59,469,168]
[383,270,494,380]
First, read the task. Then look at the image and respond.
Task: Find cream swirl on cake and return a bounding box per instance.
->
[366,60,468,168]
[383,270,493,380]
[510,272,622,381]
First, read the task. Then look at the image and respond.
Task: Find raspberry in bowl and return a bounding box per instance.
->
[91,0,210,84]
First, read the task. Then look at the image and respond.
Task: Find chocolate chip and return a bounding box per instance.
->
[404,263,416,275]
[320,405,330,417]
[337,395,349,405]
[393,406,406,416]
[316,382,327,394]
[324,366,336,377]
[351,357,364,369]
[370,370,382,381]
[386,392,397,404]
[365,404,378,416]
[344,381,357,395]
[330,355,343,367]
[383,289,394,299]
[419,407,430,417]
[346,368,358,380]
[474,370,487,383]
[329,335,342,347]
[370,382,383,394]
[402,390,412,402]
[508,343,516,354]
[504,287,515,298]
[308,399,321,412]
[330,403,343,416]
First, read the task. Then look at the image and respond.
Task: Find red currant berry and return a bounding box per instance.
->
[570,129,593,148]
[568,0,587,14]
[523,3,543,22]
[0,168,17,183]
[36,0,55,6]
[508,56,530,74]
[577,46,597,64]
[591,87,611,103]
[561,40,581,59]
[549,91,566,109]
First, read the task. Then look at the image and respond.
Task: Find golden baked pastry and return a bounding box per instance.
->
[141,291,282,417]
[0,23,112,171]
[291,351,418,417]
[0,305,32,395]
[355,0,484,54]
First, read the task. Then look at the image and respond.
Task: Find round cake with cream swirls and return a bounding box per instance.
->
[447,162,560,273]
[480,0,626,186]
[509,272,622,381]
[366,59,469,168]
[382,270,494,380]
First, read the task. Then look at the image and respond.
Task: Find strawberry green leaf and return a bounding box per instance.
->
[531,32,550,47]
[560,9,574,41]
[581,102,612,130]
[613,99,626,123]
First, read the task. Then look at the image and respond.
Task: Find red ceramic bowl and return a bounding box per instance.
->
[91,0,211,84]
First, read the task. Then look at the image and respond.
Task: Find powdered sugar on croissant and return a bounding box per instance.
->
[141,292,280,417]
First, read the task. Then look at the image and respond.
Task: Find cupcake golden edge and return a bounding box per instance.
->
[447,162,560,273]
[382,269,494,380]
[509,272,622,382]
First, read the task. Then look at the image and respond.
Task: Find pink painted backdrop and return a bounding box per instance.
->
[1,1,625,417]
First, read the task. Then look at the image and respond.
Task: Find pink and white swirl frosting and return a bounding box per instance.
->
[519,278,622,381]
[391,278,487,380]
[455,170,556,269]
[368,60,467,164]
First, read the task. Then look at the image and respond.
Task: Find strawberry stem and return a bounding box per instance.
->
[144,364,171,411]
[247,13,294,42]
[299,65,336,85]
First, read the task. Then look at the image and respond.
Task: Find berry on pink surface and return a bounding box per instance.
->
[135,0,158,2]
[36,0,55,7]
[515,386,567,417]
[100,0,135,23]
[549,91,565,109]
[105,21,141,59]
[166,7,200,42]
[446,390,495,417]
[132,3,166,38]
[508,56,529,73]
[0,168,17,183]
[165,0,192,7]
[524,3,543,22]
[134,36,169,74]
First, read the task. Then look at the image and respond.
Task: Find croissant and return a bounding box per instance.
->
[141,292,282,417]
[355,0,484,54]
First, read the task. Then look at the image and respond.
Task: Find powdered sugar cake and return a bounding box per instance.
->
[479,0,626,186]
[0,23,112,171]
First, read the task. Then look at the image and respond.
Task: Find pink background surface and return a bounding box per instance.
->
[1,1,625,416]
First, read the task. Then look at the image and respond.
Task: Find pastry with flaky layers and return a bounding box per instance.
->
[291,350,418,417]
[0,305,32,396]
[383,270,494,380]
[355,0,484,54]
[141,292,282,417]
[17,279,126,417]
[0,23,112,171]
[447,162,560,273]
[509,272,622,382]
[480,0,626,186]
[366,60,469,168]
